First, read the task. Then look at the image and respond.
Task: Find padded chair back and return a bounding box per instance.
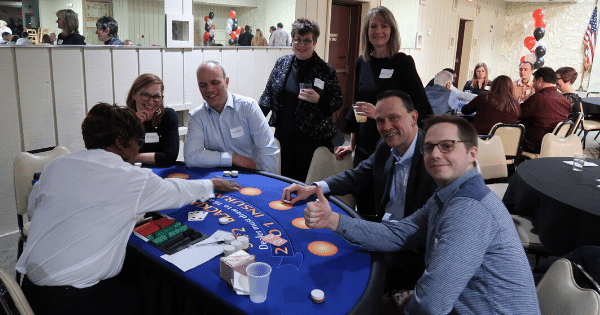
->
[0,267,35,315]
[553,121,574,137]
[572,112,584,132]
[476,136,508,180]
[539,134,583,158]
[489,123,525,163]
[537,258,600,315]
[305,146,355,208]
[13,146,70,216]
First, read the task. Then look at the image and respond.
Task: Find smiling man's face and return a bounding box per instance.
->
[374,96,418,156]
[197,63,229,113]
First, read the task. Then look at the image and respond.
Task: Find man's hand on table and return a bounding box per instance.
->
[304,186,340,231]
[232,153,257,169]
[210,178,241,192]
[281,183,317,204]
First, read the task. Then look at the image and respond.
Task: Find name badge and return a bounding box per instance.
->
[380,69,394,79]
[230,126,244,138]
[382,213,392,221]
[145,132,159,143]
[57,39,63,45]
[314,78,325,90]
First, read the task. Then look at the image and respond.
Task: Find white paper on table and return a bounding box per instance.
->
[233,271,250,295]
[562,161,598,167]
[161,244,223,272]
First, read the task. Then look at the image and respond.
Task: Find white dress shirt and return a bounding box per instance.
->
[16,149,215,288]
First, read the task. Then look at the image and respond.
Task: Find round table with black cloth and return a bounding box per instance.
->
[125,165,384,315]
[503,157,600,255]
[581,97,600,116]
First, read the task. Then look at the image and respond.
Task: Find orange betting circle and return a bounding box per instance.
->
[167,173,189,179]
[308,241,338,257]
[239,187,262,196]
[292,217,310,230]
[269,200,293,210]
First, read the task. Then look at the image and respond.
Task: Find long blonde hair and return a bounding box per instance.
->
[469,62,489,89]
[56,9,79,36]
[360,6,400,62]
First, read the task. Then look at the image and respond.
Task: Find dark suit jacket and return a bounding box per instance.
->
[324,130,437,222]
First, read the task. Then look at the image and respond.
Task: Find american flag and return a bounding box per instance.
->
[584,5,597,72]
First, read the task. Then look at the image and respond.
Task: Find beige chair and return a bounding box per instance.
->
[0,267,35,315]
[13,146,70,282]
[37,27,50,43]
[476,136,509,198]
[539,134,583,158]
[25,29,37,44]
[305,146,355,208]
[511,214,551,262]
[537,258,600,315]
[489,123,525,166]
[579,117,600,149]
[552,120,574,137]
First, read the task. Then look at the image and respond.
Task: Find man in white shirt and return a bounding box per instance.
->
[184,61,279,173]
[269,22,290,46]
[17,103,240,314]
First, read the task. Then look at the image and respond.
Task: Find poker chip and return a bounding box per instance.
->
[134,162,142,167]
[223,171,231,177]
[311,289,324,303]
[223,245,236,256]
[237,236,249,249]
[219,217,230,225]
[231,170,238,177]
[231,240,243,251]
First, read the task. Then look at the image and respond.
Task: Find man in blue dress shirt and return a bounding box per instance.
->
[305,115,540,314]
[184,61,279,174]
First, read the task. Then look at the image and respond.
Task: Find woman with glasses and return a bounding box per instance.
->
[334,6,432,216]
[56,9,86,45]
[555,67,582,117]
[259,18,343,182]
[126,73,179,166]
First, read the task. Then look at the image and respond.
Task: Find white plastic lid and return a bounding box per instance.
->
[311,289,324,301]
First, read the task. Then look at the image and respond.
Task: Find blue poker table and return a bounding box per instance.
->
[125,165,384,315]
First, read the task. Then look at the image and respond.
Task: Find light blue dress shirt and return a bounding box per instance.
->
[382,134,417,222]
[184,93,279,174]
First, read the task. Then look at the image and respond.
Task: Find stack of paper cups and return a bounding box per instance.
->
[223,244,236,256]
[231,240,243,252]
[237,236,249,250]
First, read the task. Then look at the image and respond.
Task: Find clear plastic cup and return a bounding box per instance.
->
[246,262,272,303]
[573,153,587,171]
[353,104,367,123]
[299,83,312,91]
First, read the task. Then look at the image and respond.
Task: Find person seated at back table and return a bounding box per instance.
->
[463,62,491,95]
[426,68,476,103]
[282,90,437,291]
[16,103,240,315]
[555,66,582,119]
[184,61,279,173]
[461,75,520,135]
[520,67,571,153]
[304,115,540,314]
[425,70,459,115]
[513,61,535,103]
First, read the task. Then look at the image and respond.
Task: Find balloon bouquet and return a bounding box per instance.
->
[521,9,547,69]
[226,10,241,45]
[203,12,216,44]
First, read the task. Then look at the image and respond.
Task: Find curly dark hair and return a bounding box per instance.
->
[291,18,320,42]
[96,16,119,36]
[82,103,144,150]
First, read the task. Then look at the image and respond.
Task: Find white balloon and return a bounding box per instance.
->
[207,19,212,26]
[226,24,232,34]
[524,53,536,64]
[523,19,535,32]
[227,18,233,26]
[209,29,215,37]
[535,40,546,48]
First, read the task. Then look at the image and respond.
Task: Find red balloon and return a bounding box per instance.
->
[231,32,237,40]
[230,10,236,19]
[524,36,537,52]
[203,31,210,41]
[204,16,209,23]
[235,28,241,34]
[535,19,546,28]
[520,56,525,64]
[210,25,216,30]
[533,9,544,21]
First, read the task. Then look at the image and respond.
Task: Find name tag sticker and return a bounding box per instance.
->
[380,69,394,79]
[145,132,159,143]
[314,78,325,90]
[230,126,244,138]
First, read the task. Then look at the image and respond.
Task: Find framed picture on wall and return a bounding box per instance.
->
[85,0,110,28]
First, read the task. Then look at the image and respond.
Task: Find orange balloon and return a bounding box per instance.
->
[231,32,237,40]
[524,36,536,52]
[230,10,236,19]
[533,9,544,21]
[535,19,546,28]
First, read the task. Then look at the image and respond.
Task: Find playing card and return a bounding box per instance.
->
[261,234,288,246]
[188,211,208,221]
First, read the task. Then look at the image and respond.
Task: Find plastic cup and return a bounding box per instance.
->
[299,83,312,91]
[353,104,367,123]
[246,262,272,303]
[573,153,587,171]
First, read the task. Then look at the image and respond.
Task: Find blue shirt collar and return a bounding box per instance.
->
[390,132,418,165]
[435,167,480,204]
[204,92,234,114]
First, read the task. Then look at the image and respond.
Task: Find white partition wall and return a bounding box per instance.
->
[0,45,292,236]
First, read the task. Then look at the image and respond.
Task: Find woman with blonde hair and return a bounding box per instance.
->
[463,62,491,95]
[126,73,179,166]
[251,28,268,46]
[56,9,85,45]
[461,75,520,134]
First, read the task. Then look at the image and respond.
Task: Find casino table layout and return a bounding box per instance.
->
[126,165,384,315]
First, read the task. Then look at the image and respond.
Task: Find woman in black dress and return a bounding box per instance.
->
[462,62,491,95]
[56,9,86,45]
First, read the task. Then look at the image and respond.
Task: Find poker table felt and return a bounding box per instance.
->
[126,165,384,315]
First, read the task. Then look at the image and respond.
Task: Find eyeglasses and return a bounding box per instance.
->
[293,37,314,45]
[136,138,145,147]
[138,91,164,102]
[420,140,470,155]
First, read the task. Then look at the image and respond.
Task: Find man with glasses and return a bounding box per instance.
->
[282,90,436,290]
[269,22,290,46]
[184,61,279,174]
[304,114,540,314]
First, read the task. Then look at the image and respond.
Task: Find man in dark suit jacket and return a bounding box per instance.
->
[282,90,437,291]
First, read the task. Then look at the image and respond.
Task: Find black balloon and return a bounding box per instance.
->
[205,23,210,32]
[233,18,238,23]
[209,38,215,45]
[533,57,544,69]
[209,12,214,19]
[229,39,235,45]
[534,27,545,41]
[234,38,238,44]
[232,22,238,31]
[535,45,546,58]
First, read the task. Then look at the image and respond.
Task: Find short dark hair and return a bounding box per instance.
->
[556,67,578,84]
[376,90,415,112]
[1,32,10,37]
[270,26,276,31]
[277,22,283,28]
[82,103,144,150]
[533,67,557,84]
[96,16,118,36]
[422,115,478,149]
[519,61,533,70]
[20,31,27,38]
[291,18,320,42]
[244,25,251,32]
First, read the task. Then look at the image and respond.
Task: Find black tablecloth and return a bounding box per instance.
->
[503,157,600,255]
[581,97,600,115]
